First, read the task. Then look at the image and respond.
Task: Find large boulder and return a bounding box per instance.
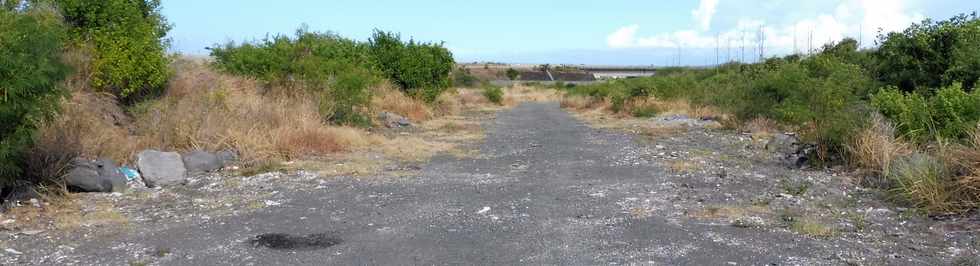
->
[182,150,223,175]
[64,158,128,193]
[379,112,412,128]
[137,150,187,187]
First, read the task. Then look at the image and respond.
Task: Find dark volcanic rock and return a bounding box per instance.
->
[65,158,127,193]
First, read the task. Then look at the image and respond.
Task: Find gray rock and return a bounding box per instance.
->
[182,150,223,175]
[766,133,800,154]
[137,150,187,187]
[64,158,127,193]
[379,112,412,128]
[216,150,238,165]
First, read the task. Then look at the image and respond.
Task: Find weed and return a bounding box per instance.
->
[790,219,836,237]
[239,161,286,177]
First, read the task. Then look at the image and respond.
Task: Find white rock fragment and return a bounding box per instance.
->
[4,248,22,255]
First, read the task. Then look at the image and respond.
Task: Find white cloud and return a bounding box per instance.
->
[607,25,639,48]
[692,0,720,31]
[608,0,925,55]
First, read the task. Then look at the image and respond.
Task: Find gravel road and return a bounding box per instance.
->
[2,102,976,265]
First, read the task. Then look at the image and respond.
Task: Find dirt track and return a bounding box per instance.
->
[1,102,977,265]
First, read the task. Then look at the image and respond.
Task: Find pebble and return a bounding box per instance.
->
[4,248,22,255]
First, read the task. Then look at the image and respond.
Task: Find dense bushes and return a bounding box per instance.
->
[563,13,980,213]
[52,0,171,102]
[210,29,379,125]
[211,28,455,125]
[872,83,980,141]
[369,30,454,102]
[0,6,71,185]
[874,13,980,92]
[567,52,871,157]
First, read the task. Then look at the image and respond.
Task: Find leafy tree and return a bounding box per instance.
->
[0,6,70,185]
[874,13,980,92]
[51,0,171,102]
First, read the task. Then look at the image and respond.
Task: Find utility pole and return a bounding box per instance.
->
[759,26,765,62]
[715,32,720,66]
[859,23,863,48]
[808,29,814,55]
[793,25,798,54]
[726,37,731,63]
[740,30,746,63]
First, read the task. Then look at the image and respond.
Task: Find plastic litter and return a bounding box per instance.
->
[119,166,140,181]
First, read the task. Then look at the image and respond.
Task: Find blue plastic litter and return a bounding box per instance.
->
[120,166,140,181]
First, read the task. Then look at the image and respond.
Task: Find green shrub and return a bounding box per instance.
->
[210,29,378,125]
[872,83,980,142]
[451,67,481,87]
[369,30,455,103]
[506,68,520,80]
[52,0,171,102]
[483,86,504,105]
[0,7,71,185]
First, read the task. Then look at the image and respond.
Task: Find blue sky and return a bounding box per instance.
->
[163,0,977,65]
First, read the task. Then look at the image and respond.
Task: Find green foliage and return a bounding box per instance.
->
[872,83,980,142]
[52,0,171,102]
[212,28,455,124]
[506,68,520,80]
[368,30,454,102]
[451,67,481,87]
[0,7,70,185]
[567,53,872,160]
[483,86,504,105]
[874,13,980,92]
[210,29,378,125]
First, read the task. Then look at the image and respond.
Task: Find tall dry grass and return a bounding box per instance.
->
[370,83,433,122]
[849,114,913,184]
[37,58,381,167]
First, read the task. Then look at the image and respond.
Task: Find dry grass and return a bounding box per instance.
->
[688,205,771,219]
[503,85,562,105]
[790,219,836,237]
[431,91,462,117]
[848,115,913,182]
[560,95,604,110]
[2,194,127,231]
[742,117,780,134]
[38,58,380,167]
[371,83,433,122]
[946,125,980,206]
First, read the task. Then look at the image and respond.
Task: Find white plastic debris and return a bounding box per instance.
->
[4,248,23,255]
[476,206,491,214]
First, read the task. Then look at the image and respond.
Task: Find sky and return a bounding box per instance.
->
[163,0,977,66]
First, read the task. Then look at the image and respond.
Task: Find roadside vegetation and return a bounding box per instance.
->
[0,1,513,208]
[563,13,980,214]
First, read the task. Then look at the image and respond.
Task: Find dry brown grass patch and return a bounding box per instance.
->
[503,85,562,105]
[848,115,913,181]
[3,194,127,231]
[371,83,433,122]
[688,205,771,219]
[560,95,603,110]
